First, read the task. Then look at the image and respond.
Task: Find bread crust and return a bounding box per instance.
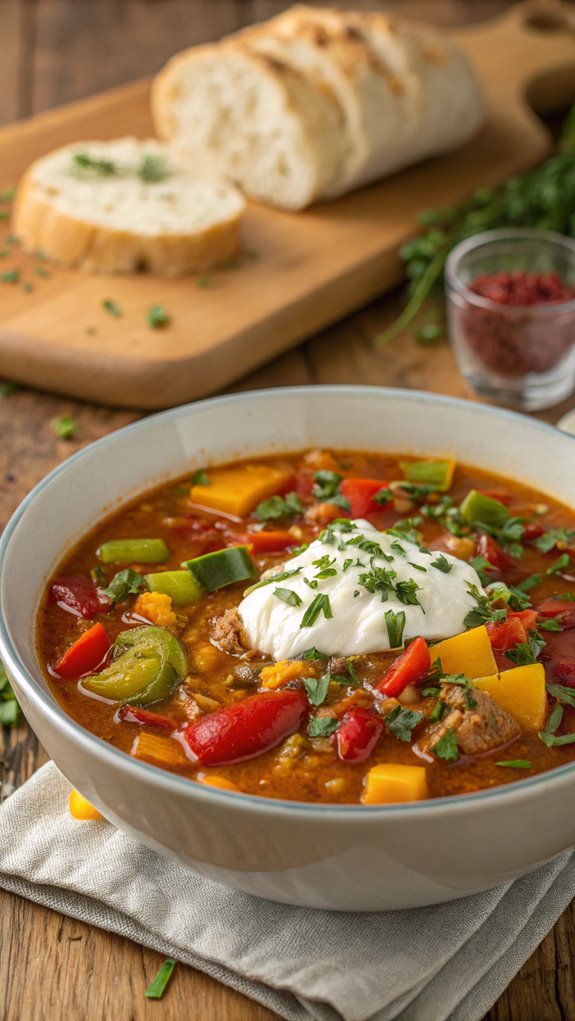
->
[13,151,244,276]
[152,4,484,210]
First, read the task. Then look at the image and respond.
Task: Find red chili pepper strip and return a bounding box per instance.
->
[183,689,308,766]
[475,533,514,571]
[377,637,431,697]
[242,530,295,554]
[118,705,174,730]
[336,708,383,763]
[51,576,110,618]
[53,623,111,679]
[340,478,388,518]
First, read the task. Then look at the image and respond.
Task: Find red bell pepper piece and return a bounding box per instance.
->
[53,622,111,679]
[340,478,388,518]
[117,705,174,730]
[294,473,314,502]
[183,689,308,765]
[242,530,295,554]
[509,609,538,631]
[475,533,513,571]
[51,576,110,618]
[377,637,431,696]
[336,708,383,763]
[538,597,575,629]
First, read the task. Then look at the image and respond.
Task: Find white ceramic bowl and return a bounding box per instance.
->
[2,386,575,911]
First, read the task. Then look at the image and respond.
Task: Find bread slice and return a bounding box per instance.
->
[151,42,345,210]
[152,5,484,210]
[12,137,246,275]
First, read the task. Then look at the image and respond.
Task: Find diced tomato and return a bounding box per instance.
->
[242,530,295,554]
[486,616,528,652]
[537,597,575,629]
[523,522,544,542]
[339,478,388,518]
[182,689,308,766]
[118,705,174,730]
[53,623,111,679]
[336,708,383,763]
[475,532,513,571]
[376,637,431,697]
[509,609,538,631]
[51,576,110,618]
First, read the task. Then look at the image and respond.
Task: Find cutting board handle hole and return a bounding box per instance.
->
[522,9,570,32]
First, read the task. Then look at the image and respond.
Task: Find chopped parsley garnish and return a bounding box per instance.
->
[372,487,393,506]
[147,304,171,329]
[535,528,575,553]
[243,566,302,595]
[300,593,333,628]
[408,561,427,573]
[145,958,176,1000]
[538,616,563,632]
[395,578,422,608]
[303,674,330,707]
[430,554,452,573]
[547,553,571,576]
[308,716,338,738]
[506,633,545,666]
[100,568,145,604]
[557,592,575,602]
[390,540,406,556]
[469,555,494,586]
[102,298,122,317]
[302,647,327,660]
[496,760,532,769]
[384,705,424,742]
[384,609,406,648]
[358,565,396,601]
[255,492,302,521]
[51,414,76,440]
[442,673,477,708]
[312,471,349,509]
[138,154,170,183]
[433,728,459,761]
[545,703,564,735]
[546,684,575,709]
[274,587,302,607]
[464,585,507,628]
[515,573,543,593]
[191,469,210,486]
[538,730,575,748]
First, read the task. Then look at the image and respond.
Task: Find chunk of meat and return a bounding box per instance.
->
[427,682,520,756]
[209,608,246,654]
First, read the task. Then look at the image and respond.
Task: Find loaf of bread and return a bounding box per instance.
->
[12,137,246,275]
[152,5,484,210]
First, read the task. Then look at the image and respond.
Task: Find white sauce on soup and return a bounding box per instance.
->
[238,519,484,660]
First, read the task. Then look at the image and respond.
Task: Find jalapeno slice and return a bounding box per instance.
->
[82,626,187,705]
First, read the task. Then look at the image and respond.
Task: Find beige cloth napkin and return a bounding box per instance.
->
[0,762,573,1021]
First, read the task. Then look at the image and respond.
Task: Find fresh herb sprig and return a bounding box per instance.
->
[375,106,575,346]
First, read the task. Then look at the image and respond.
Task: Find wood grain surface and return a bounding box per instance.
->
[1,3,575,1021]
[2,2,575,407]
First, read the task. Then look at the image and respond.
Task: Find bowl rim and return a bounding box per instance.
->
[445,227,575,316]
[3,383,575,819]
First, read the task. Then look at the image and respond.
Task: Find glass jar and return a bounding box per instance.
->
[445,228,575,411]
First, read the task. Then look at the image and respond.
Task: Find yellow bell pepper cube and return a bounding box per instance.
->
[198,775,240,792]
[69,789,103,821]
[190,465,293,518]
[474,663,547,732]
[361,763,428,805]
[260,660,312,690]
[431,625,497,679]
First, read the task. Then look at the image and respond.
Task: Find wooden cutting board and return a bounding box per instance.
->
[0,0,574,410]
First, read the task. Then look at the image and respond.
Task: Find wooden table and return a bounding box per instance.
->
[1,2,575,1019]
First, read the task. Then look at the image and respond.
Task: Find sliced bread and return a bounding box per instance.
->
[12,137,246,275]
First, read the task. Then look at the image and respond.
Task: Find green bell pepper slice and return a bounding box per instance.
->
[97,538,171,565]
[182,545,256,593]
[144,570,202,605]
[460,489,510,528]
[82,626,187,705]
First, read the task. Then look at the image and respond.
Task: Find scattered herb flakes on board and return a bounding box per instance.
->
[51,414,77,441]
[0,269,20,284]
[145,958,176,1000]
[102,298,122,317]
[147,304,171,329]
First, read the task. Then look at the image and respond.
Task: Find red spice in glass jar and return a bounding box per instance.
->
[459,269,575,377]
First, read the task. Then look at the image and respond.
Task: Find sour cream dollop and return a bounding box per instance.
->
[238,519,485,660]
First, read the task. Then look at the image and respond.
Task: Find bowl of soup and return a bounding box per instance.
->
[2,386,575,910]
